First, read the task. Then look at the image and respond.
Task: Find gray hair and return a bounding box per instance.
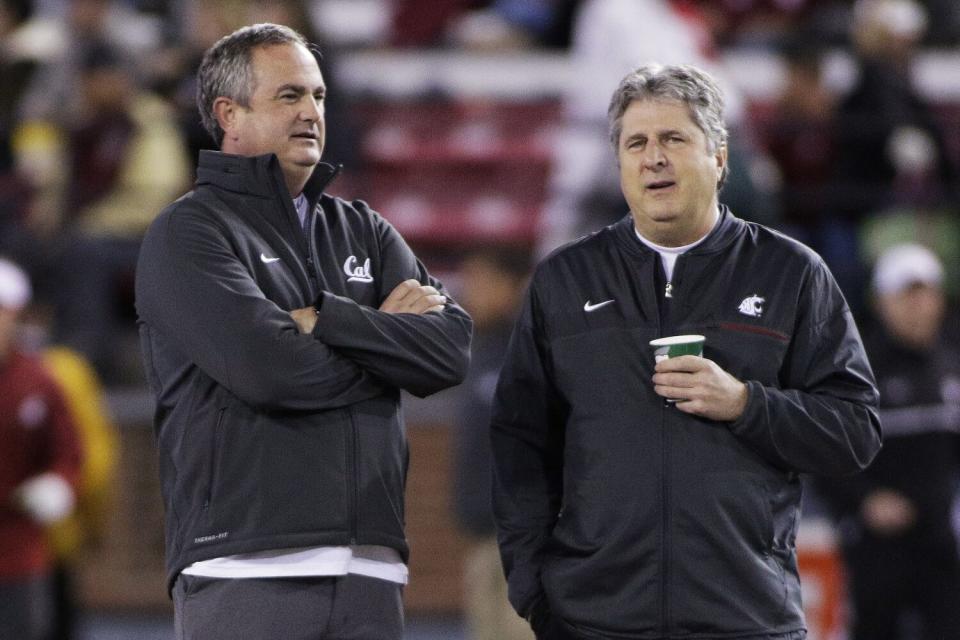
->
[197,23,315,147]
[607,63,729,186]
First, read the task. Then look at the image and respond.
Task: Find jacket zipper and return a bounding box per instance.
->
[306,215,320,298]
[346,408,360,544]
[203,408,226,510]
[657,255,675,634]
[661,413,671,633]
[304,164,342,300]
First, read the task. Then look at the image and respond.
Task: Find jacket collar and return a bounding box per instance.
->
[613,204,745,257]
[195,150,339,202]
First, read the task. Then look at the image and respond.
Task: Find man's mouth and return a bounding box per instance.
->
[646,180,676,191]
[292,131,318,140]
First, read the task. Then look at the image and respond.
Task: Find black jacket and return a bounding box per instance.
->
[491,209,881,638]
[136,151,471,591]
[819,326,960,550]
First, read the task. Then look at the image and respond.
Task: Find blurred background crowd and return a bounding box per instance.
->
[2,0,960,638]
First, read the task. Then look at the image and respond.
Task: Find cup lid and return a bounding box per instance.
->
[649,334,706,347]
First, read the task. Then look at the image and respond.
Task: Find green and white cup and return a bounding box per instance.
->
[650,334,706,363]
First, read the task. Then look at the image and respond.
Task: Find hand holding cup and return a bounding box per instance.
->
[650,334,748,421]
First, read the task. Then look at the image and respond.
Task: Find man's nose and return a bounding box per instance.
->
[300,97,323,121]
[642,143,667,169]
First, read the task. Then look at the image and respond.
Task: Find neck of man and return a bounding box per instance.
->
[283,169,312,199]
[635,200,720,248]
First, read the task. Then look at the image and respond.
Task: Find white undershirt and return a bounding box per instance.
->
[634,212,718,282]
[181,545,408,583]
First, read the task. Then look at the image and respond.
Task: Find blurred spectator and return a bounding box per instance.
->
[537,0,780,256]
[391,0,580,49]
[451,245,531,640]
[6,0,166,307]
[812,0,959,309]
[816,243,960,640]
[835,0,957,216]
[693,0,850,49]
[0,0,61,283]
[0,257,83,640]
[758,40,861,304]
[18,0,163,127]
[42,346,119,640]
[0,0,40,168]
[763,42,837,237]
[53,41,190,379]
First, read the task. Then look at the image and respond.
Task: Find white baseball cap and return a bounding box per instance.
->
[872,243,943,294]
[0,258,32,310]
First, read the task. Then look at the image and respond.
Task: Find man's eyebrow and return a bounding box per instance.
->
[274,84,326,96]
[625,128,686,141]
[658,128,686,138]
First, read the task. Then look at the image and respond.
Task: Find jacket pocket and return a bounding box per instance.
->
[203,407,227,511]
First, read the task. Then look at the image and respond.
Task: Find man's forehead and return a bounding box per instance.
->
[251,43,324,85]
[623,99,695,128]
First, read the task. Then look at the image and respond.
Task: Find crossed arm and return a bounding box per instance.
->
[290,279,447,333]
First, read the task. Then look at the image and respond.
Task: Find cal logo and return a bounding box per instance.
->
[343,255,374,283]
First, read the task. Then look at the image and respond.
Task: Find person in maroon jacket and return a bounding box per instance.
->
[0,257,82,640]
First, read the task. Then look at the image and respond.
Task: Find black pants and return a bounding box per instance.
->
[173,573,403,640]
[846,539,960,640]
[535,610,807,640]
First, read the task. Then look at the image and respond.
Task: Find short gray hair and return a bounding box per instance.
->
[607,64,729,185]
[196,23,314,147]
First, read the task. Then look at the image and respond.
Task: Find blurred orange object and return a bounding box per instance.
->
[797,518,847,640]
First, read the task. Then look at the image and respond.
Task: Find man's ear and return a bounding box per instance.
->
[715,144,728,182]
[213,97,237,141]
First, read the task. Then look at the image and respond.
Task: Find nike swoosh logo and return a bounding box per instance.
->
[584,299,615,312]
[260,253,281,264]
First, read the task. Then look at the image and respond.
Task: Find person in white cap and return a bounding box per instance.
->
[0,257,82,640]
[817,243,960,639]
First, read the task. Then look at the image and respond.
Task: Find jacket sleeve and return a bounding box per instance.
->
[136,206,386,411]
[489,282,566,619]
[310,210,472,398]
[728,259,882,477]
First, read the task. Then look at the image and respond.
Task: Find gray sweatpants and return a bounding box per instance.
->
[173,573,403,640]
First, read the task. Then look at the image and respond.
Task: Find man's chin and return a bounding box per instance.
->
[286,154,322,171]
[645,209,682,225]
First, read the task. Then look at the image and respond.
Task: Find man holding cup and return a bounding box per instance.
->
[490,64,882,639]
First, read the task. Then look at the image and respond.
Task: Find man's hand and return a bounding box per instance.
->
[652,355,748,422]
[290,280,444,333]
[379,279,446,315]
[861,489,916,535]
[290,307,318,334]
